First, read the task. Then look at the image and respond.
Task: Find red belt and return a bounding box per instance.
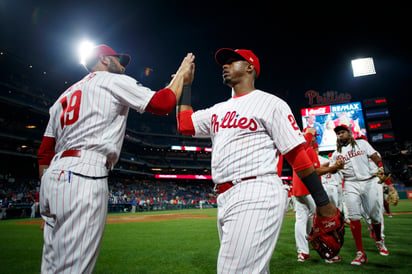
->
[215,176,257,194]
[61,150,81,158]
[60,150,110,169]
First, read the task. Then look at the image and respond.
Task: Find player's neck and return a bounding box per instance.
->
[232,84,256,97]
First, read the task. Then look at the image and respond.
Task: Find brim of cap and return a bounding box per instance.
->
[118,54,131,68]
[215,48,246,66]
[334,126,349,133]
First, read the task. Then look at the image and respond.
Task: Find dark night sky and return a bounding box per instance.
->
[1,0,411,142]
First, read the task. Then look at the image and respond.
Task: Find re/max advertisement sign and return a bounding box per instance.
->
[301,102,362,117]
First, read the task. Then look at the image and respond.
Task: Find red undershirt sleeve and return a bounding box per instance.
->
[37,136,56,165]
[284,144,314,172]
[177,110,195,135]
[145,88,177,115]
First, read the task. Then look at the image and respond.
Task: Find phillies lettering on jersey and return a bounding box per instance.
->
[337,150,365,162]
[191,89,305,183]
[211,111,258,133]
[331,139,377,181]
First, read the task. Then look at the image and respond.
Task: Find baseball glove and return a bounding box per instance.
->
[387,188,400,206]
[376,172,391,184]
[309,209,345,260]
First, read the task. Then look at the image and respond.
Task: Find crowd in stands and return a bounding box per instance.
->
[108,179,216,212]
[0,174,216,219]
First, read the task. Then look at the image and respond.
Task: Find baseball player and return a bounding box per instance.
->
[176,48,339,273]
[318,154,343,212]
[360,147,390,240]
[37,44,194,273]
[330,125,389,266]
[292,128,343,264]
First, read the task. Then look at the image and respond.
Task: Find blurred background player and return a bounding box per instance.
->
[37,44,194,273]
[292,127,343,263]
[330,125,389,266]
[318,153,344,212]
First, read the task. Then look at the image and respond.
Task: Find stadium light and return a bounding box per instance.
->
[78,40,95,65]
[351,57,376,77]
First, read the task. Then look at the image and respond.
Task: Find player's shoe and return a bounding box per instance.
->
[325,255,341,263]
[376,240,389,256]
[388,213,393,218]
[297,253,310,262]
[351,251,368,266]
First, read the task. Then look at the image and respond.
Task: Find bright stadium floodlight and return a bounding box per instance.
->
[78,40,95,65]
[351,57,376,77]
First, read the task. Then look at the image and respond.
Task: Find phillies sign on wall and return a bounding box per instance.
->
[305,90,352,106]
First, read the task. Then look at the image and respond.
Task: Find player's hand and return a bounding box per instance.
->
[176,53,195,85]
[376,166,385,176]
[334,159,344,170]
[315,202,337,219]
[184,62,195,85]
[304,127,316,136]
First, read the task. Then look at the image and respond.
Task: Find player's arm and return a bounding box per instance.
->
[284,144,337,218]
[303,127,315,149]
[370,152,383,167]
[175,62,196,135]
[37,136,56,179]
[315,159,344,176]
[145,53,195,115]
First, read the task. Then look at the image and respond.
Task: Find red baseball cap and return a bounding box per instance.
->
[215,48,260,77]
[334,124,350,133]
[85,44,131,69]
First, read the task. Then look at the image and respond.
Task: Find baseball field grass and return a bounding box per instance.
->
[1,200,412,273]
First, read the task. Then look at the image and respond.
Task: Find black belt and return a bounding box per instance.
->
[215,176,257,194]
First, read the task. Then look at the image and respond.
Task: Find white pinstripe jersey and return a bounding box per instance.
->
[330,139,377,181]
[44,71,155,166]
[191,89,305,183]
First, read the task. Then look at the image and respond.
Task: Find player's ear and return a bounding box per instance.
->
[246,63,257,78]
[99,55,110,66]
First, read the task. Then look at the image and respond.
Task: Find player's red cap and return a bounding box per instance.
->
[334,124,350,133]
[215,48,260,77]
[85,44,131,69]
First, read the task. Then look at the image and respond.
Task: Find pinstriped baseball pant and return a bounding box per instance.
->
[216,176,288,274]
[40,169,108,274]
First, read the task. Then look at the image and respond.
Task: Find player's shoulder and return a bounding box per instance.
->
[253,89,290,107]
[253,89,281,100]
[102,71,137,82]
[355,139,371,148]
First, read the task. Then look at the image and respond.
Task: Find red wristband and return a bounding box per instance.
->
[377,162,383,167]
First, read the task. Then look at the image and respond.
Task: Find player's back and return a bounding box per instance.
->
[49,72,129,161]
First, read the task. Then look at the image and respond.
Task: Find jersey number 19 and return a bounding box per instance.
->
[60,90,82,129]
